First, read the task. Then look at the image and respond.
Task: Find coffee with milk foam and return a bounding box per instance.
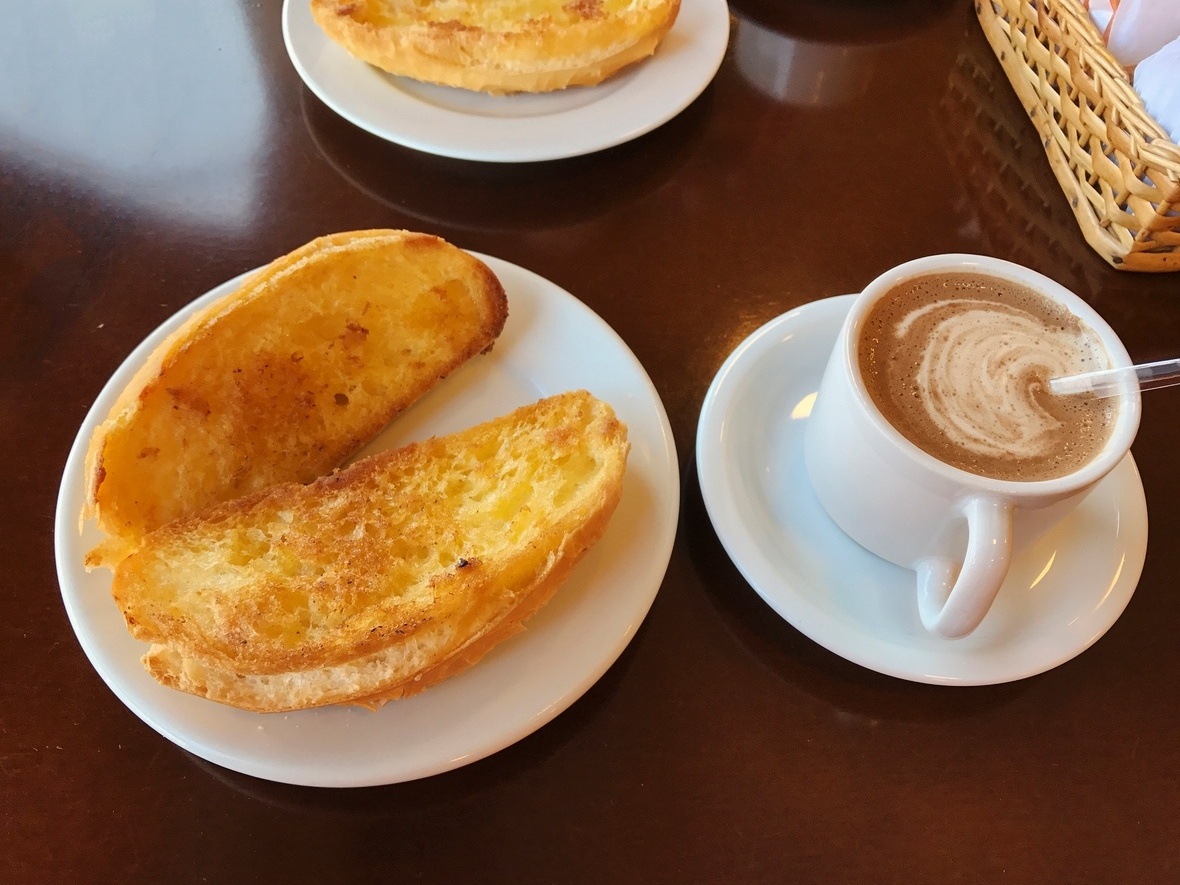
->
[858,272,1117,482]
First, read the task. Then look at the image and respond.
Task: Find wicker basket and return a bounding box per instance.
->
[939,33,1104,296]
[976,0,1180,271]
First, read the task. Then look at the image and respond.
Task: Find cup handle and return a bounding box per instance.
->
[915,495,1014,639]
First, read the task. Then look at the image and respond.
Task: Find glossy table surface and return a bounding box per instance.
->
[4,1,1180,881]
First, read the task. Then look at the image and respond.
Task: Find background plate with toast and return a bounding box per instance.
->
[281,0,731,162]
[55,253,679,787]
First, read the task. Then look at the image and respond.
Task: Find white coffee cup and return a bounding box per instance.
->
[804,255,1141,638]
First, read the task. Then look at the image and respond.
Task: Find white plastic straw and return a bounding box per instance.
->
[1049,358,1180,397]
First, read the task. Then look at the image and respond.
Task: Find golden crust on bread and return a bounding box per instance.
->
[83,230,507,569]
[309,0,681,93]
[113,391,629,712]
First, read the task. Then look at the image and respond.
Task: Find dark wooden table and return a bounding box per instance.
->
[5,1,1179,881]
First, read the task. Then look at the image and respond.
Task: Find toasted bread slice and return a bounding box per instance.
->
[112,391,629,712]
[309,0,681,94]
[83,230,507,569]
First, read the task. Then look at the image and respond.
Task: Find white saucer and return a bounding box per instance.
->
[55,253,679,787]
[281,0,731,162]
[696,295,1148,685]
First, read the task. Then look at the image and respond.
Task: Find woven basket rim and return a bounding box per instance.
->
[977,0,1180,271]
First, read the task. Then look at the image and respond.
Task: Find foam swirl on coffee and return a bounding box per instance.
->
[902,299,1097,460]
[859,273,1116,481]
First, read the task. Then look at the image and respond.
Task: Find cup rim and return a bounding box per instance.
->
[842,254,1142,495]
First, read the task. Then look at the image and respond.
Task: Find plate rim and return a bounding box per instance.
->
[55,251,680,787]
[280,0,732,162]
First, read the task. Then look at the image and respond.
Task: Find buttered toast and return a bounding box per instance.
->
[83,230,507,569]
[309,0,681,94]
[112,391,629,713]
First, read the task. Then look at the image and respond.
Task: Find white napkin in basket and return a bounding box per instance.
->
[1133,34,1180,142]
[1098,0,1180,68]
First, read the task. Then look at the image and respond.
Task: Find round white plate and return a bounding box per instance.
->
[281,0,731,162]
[55,253,679,787]
[696,295,1148,686]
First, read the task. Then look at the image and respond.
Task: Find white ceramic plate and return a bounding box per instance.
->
[696,295,1147,685]
[281,0,731,162]
[55,253,679,787]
